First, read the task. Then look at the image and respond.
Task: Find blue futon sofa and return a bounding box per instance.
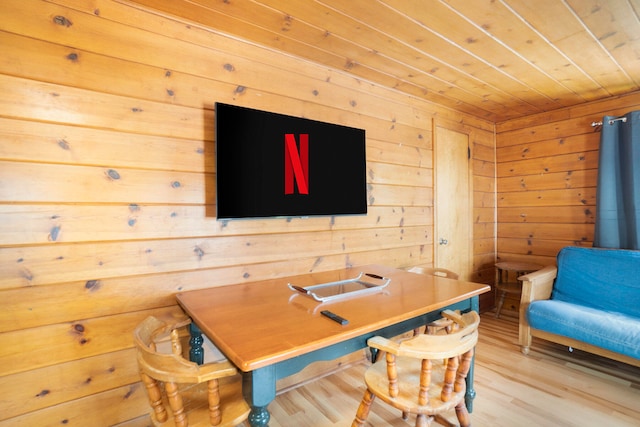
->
[518,246,640,367]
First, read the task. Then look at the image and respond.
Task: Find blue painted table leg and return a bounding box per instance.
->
[243,366,276,427]
[248,406,270,427]
[465,296,480,412]
[188,323,204,365]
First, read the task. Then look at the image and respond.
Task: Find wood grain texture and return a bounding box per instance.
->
[120,0,640,122]
[0,1,494,425]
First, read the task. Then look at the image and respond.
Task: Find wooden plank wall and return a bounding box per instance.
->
[0,0,495,425]
[495,90,640,315]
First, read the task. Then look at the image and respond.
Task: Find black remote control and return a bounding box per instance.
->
[321,310,349,325]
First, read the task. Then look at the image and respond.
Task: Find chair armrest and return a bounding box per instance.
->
[367,336,398,354]
[196,359,239,381]
[518,265,557,304]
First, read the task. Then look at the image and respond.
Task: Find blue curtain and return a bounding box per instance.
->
[594,110,640,250]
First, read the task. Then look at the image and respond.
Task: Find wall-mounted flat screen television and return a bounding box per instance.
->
[215,103,367,220]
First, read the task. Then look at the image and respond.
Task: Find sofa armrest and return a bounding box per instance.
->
[518,265,557,354]
[519,265,558,304]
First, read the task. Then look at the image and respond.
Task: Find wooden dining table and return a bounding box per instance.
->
[176,264,490,427]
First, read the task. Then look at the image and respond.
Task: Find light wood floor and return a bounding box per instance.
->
[252,313,640,426]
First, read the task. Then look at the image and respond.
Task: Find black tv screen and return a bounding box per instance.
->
[215,103,367,219]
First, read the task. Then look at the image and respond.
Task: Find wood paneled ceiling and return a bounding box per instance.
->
[128,0,640,122]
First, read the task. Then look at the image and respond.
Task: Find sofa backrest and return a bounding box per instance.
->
[552,246,640,318]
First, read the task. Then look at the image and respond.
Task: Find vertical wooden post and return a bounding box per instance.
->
[189,322,204,365]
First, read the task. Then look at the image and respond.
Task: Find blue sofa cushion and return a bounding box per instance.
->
[527,300,640,359]
[552,246,640,318]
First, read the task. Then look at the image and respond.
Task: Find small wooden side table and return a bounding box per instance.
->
[494,261,542,318]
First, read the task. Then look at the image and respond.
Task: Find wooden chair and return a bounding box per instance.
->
[352,310,480,427]
[134,315,250,427]
[407,266,460,335]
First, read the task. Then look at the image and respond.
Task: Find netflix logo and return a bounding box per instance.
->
[284,134,309,195]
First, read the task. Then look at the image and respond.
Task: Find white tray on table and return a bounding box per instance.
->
[287,272,391,303]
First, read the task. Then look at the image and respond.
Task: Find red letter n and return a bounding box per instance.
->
[284,133,309,195]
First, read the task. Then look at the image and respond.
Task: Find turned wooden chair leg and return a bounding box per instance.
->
[208,378,222,426]
[352,389,375,427]
[140,372,168,422]
[415,413,432,427]
[165,381,187,427]
[454,400,471,427]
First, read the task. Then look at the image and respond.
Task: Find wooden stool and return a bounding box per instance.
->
[495,262,541,318]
